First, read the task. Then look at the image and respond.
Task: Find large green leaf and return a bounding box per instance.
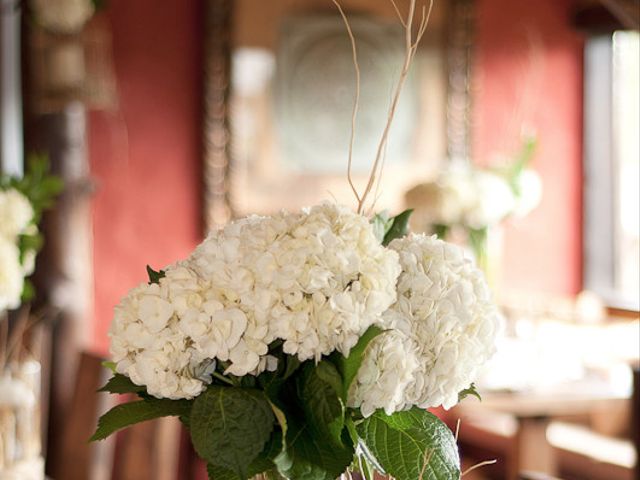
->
[98,374,146,395]
[190,387,275,478]
[297,361,345,447]
[274,415,353,480]
[356,408,460,480]
[206,432,283,480]
[330,325,384,399]
[91,398,192,441]
[382,209,413,246]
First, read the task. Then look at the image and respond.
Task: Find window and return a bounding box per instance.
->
[583,31,639,310]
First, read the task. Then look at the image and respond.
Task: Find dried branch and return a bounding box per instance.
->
[357,0,434,214]
[462,459,498,477]
[332,0,362,205]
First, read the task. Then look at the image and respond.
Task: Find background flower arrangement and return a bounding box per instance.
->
[0,156,63,313]
[405,136,542,268]
[1,156,62,480]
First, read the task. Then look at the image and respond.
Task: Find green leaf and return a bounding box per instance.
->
[458,383,482,403]
[274,415,353,480]
[330,325,384,399]
[190,387,275,478]
[206,432,283,480]
[382,209,413,246]
[371,211,393,243]
[356,408,460,480]
[433,224,450,240]
[146,265,165,284]
[91,398,192,441]
[21,280,35,302]
[102,361,117,373]
[98,374,146,395]
[297,361,345,447]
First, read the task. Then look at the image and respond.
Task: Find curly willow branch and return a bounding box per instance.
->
[332,0,434,215]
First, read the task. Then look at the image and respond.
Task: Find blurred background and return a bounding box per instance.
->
[0,0,638,479]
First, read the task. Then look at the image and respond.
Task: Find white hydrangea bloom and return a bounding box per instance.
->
[110,204,401,399]
[349,234,500,416]
[347,329,419,418]
[0,189,34,239]
[0,237,24,312]
[189,204,401,364]
[110,264,220,400]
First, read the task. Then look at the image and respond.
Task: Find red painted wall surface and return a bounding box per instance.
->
[89,0,203,352]
[473,0,584,295]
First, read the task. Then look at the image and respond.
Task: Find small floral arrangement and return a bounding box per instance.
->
[406,137,542,265]
[93,2,502,478]
[0,156,63,313]
[1,156,62,480]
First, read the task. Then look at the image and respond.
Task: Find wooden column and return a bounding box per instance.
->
[25,102,95,478]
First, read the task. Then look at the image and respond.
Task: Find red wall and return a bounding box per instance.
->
[473,0,584,295]
[89,0,203,352]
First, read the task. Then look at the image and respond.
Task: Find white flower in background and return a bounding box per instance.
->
[0,189,34,239]
[512,169,543,217]
[30,0,95,34]
[464,171,515,229]
[349,234,501,415]
[0,237,24,312]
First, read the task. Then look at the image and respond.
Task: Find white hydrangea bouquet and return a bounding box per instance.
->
[92,2,501,479]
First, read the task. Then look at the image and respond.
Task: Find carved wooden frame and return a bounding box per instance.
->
[202,0,476,228]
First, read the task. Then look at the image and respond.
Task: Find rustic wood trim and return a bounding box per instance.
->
[202,0,234,231]
[445,0,476,162]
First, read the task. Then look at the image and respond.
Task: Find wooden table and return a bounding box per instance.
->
[454,382,630,480]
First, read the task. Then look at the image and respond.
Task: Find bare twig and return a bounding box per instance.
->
[462,459,498,477]
[357,0,434,214]
[332,0,362,206]
[389,0,408,27]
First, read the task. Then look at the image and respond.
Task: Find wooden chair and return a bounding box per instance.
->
[47,351,182,480]
[48,351,115,480]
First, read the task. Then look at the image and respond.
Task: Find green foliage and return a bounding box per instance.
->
[190,387,275,478]
[274,414,353,480]
[98,374,146,395]
[356,408,460,480]
[297,361,345,447]
[146,265,166,284]
[206,433,283,480]
[1,155,62,302]
[382,209,413,246]
[433,223,450,240]
[91,398,192,441]
[458,383,482,403]
[371,211,393,243]
[2,155,63,224]
[371,209,413,246]
[330,325,384,399]
[94,327,461,479]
